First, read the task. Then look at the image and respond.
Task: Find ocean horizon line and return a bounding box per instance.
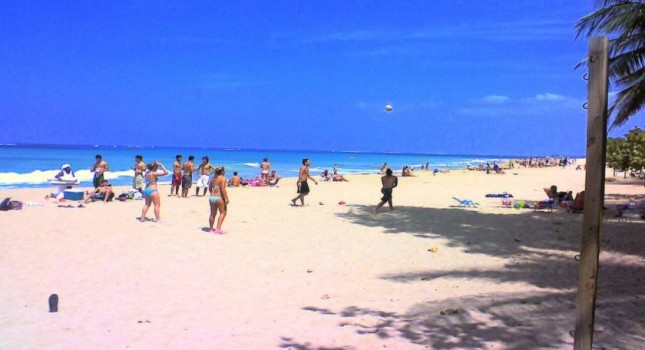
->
[0,142,583,159]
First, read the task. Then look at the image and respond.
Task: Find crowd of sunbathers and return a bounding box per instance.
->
[517,157,578,168]
[227,170,281,187]
[467,162,507,174]
[320,169,348,182]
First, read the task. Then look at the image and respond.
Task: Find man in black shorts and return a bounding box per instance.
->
[181,156,195,198]
[291,158,317,206]
[374,168,398,212]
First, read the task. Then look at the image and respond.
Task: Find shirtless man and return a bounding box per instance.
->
[260,157,271,185]
[91,155,109,188]
[132,155,146,194]
[374,168,398,212]
[170,155,183,196]
[181,156,195,198]
[268,170,281,186]
[196,156,214,197]
[84,179,113,203]
[291,158,317,206]
[228,171,242,187]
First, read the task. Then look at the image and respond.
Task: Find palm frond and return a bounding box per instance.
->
[576,0,645,127]
[609,78,645,128]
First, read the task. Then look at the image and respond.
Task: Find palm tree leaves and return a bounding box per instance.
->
[576,0,645,127]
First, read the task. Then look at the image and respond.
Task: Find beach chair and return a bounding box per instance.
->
[452,197,479,208]
[534,199,554,212]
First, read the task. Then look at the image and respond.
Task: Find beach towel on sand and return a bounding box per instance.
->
[485,193,513,198]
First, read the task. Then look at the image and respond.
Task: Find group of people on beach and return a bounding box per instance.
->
[61,154,231,233]
[517,157,577,168]
[54,154,405,234]
[133,154,229,233]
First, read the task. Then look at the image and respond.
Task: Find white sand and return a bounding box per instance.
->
[1,166,643,349]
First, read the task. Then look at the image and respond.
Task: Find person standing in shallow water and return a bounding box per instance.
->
[291,158,317,206]
[374,168,398,213]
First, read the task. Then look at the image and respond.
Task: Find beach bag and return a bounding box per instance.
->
[0,198,10,211]
[0,198,22,211]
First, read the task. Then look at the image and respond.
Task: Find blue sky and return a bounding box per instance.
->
[0,1,642,156]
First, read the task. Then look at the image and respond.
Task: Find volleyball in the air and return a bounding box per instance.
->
[384,104,393,112]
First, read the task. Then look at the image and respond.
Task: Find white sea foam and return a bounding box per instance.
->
[243,162,260,167]
[0,169,134,185]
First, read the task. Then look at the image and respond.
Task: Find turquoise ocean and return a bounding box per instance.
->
[0,144,514,189]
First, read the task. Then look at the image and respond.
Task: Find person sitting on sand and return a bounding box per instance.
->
[492,163,505,174]
[569,191,585,213]
[269,170,281,186]
[84,179,114,203]
[228,171,242,187]
[228,170,247,187]
[321,169,332,181]
[402,166,415,177]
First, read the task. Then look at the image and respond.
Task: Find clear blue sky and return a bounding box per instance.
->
[1,1,642,156]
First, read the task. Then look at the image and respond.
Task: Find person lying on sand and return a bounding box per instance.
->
[332,173,348,182]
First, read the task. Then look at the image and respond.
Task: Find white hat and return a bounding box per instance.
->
[61,164,71,170]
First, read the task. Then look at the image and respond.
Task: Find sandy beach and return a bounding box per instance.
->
[1,166,643,349]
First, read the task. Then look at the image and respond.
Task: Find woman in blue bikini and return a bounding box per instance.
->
[140,161,169,222]
[208,166,229,234]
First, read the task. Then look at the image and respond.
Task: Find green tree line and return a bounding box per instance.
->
[606,127,644,178]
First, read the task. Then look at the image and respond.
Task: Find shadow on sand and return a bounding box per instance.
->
[280,205,644,349]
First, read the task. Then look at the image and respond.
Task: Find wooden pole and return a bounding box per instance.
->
[574,37,608,350]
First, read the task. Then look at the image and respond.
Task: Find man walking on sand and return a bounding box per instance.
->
[181,156,196,198]
[170,154,182,196]
[291,158,317,206]
[374,168,398,213]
